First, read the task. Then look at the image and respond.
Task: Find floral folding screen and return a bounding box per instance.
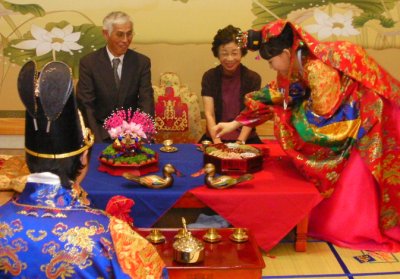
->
[0,1,104,79]
[1,0,400,97]
[252,0,400,49]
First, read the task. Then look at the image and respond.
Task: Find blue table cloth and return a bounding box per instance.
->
[81,143,204,227]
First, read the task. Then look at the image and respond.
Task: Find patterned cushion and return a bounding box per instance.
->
[153,72,203,143]
[0,155,29,192]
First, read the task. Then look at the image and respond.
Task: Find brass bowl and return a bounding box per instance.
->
[173,232,204,263]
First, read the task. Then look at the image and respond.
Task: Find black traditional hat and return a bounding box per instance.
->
[18,61,94,159]
[245,29,262,51]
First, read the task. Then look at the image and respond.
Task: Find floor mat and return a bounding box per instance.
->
[262,241,400,279]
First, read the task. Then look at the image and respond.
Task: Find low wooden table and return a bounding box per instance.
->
[174,192,309,252]
[136,228,265,279]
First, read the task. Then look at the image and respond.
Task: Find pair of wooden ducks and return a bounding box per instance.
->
[123,163,253,189]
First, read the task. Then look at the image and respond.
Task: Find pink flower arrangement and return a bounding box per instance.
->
[103,108,156,141]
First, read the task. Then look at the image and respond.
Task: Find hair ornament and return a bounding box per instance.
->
[235,30,247,48]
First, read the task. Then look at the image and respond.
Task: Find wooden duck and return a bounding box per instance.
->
[203,163,253,189]
[123,163,181,189]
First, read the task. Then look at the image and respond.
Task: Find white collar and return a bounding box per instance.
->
[106,46,125,64]
[27,172,61,185]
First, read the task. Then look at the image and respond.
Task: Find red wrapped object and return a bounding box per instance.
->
[106,195,135,227]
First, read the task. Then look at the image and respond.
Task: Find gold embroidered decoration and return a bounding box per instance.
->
[313,119,361,141]
[42,212,67,218]
[304,59,341,116]
[0,155,29,192]
[153,72,203,143]
[17,210,39,217]
[110,217,165,278]
[53,221,105,253]
[26,229,47,241]
[1,238,28,276]
[155,87,189,132]
[40,220,108,278]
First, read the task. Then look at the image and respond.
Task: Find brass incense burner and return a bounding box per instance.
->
[173,218,205,263]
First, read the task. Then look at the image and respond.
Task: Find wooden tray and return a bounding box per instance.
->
[203,145,265,174]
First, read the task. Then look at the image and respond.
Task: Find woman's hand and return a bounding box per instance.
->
[213,121,243,139]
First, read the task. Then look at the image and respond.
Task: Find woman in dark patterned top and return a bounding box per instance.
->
[200,25,263,144]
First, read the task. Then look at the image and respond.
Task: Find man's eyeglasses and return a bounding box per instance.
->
[115,31,135,39]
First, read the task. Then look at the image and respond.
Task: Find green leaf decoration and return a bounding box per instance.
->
[353,13,396,28]
[251,0,398,29]
[343,0,397,15]
[4,21,105,79]
[1,0,45,17]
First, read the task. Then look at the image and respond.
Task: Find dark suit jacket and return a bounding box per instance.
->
[77,47,154,142]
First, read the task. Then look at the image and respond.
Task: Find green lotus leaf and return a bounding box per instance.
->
[353,13,396,28]
[346,0,397,14]
[1,0,45,17]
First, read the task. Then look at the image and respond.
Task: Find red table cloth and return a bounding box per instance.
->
[190,140,323,252]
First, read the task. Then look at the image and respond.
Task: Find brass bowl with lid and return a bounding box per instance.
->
[173,218,205,263]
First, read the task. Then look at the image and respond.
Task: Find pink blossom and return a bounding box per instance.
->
[103,108,156,140]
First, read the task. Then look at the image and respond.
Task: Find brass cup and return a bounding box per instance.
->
[203,228,222,243]
[146,229,166,244]
[162,139,174,151]
[201,140,212,151]
[229,228,249,243]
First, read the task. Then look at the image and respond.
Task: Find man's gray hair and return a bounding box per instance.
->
[103,11,132,35]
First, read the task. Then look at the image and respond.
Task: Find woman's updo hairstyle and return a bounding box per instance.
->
[259,23,294,60]
[211,25,248,58]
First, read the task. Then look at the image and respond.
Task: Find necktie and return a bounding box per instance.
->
[112,58,121,89]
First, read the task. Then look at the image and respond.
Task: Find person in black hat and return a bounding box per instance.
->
[0,61,166,278]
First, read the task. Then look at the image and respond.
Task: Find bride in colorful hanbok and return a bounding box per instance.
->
[214,19,400,251]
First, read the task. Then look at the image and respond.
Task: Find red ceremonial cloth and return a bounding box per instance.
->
[190,141,323,252]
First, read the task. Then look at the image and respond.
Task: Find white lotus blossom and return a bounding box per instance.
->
[304,9,360,40]
[13,24,83,56]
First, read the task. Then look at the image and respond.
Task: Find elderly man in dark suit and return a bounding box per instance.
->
[77,11,154,142]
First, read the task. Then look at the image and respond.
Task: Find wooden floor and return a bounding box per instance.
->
[0,149,24,155]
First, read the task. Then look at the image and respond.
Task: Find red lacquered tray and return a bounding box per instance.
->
[98,153,159,176]
[135,228,265,278]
